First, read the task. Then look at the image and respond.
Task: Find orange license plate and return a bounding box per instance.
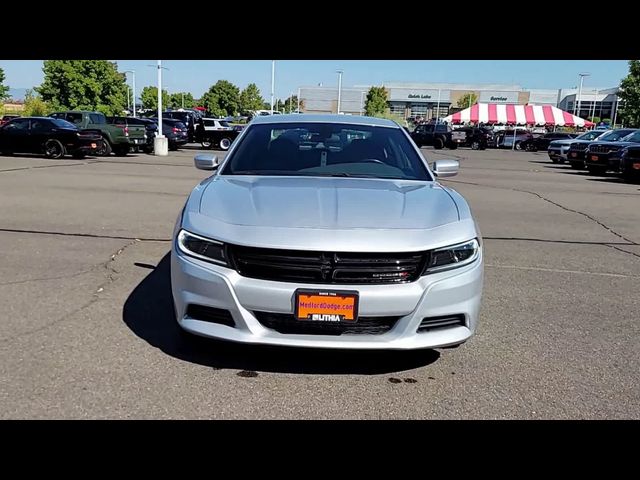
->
[571,152,577,157]
[294,290,359,323]
[591,155,599,161]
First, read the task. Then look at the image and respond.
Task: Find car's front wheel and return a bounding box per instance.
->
[471,140,480,150]
[514,141,522,151]
[433,138,444,150]
[96,137,112,156]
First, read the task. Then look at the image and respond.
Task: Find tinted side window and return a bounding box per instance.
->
[89,113,106,124]
[30,119,53,131]
[66,113,84,125]
[4,118,30,130]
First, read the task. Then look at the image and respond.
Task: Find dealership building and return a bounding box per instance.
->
[298,82,620,121]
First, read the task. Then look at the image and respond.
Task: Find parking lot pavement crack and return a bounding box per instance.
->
[0,240,140,346]
[445,179,637,245]
[517,189,637,245]
[0,268,96,286]
[0,227,171,242]
[486,263,640,279]
[605,245,640,260]
[0,160,99,173]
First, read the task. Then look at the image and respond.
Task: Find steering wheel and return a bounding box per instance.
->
[359,158,385,164]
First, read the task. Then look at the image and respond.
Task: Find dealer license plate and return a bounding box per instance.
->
[294,290,359,323]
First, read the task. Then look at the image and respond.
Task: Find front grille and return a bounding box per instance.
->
[570,142,589,151]
[228,245,427,285]
[590,144,617,154]
[417,314,465,333]
[254,311,401,335]
[186,304,235,327]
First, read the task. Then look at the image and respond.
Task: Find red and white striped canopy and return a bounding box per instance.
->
[444,103,595,127]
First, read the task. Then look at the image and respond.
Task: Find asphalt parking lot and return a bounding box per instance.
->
[1,145,638,419]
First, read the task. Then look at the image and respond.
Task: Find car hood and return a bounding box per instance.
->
[198,176,459,230]
[589,140,639,149]
[549,139,576,147]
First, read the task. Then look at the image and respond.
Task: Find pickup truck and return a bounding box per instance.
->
[49,111,146,156]
[195,118,241,151]
[409,123,458,149]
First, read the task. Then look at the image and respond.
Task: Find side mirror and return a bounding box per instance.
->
[431,159,459,178]
[194,154,219,171]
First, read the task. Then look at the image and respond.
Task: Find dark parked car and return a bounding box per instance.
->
[107,116,157,153]
[521,132,577,152]
[410,123,457,149]
[618,145,640,182]
[584,129,640,174]
[0,117,102,159]
[568,128,637,170]
[161,110,199,142]
[451,126,494,150]
[149,118,189,151]
[0,115,20,126]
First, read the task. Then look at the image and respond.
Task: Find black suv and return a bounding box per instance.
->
[162,110,200,142]
[410,123,457,149]
[452,126,494,150]
[149,118,189,151]
[618,145,640,182]
[521,132,577,152]
[584,129,640,174]
[568,128,637,170]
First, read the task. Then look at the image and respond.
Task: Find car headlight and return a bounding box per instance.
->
[177,229,228,266]
[423,239,480,274]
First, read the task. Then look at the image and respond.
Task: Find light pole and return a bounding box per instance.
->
[124,70,136,117]
[155,60,168,156]
[270,60,275,115]
[297,87,301,113]
[336,70,343,114]
[576,73,590,119]
[360,90,365,116]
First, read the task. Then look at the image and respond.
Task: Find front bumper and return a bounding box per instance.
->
[585,152,611,168]
[170,245,484,350]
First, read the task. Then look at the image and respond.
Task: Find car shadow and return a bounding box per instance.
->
[122,253,440,375]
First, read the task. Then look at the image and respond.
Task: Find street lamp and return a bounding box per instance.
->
[124,70,136,117]
[270,60,275,115]
[360,90,365,116]
[155,60,167,156]
[336,70,343,114]
[576,73,590,119]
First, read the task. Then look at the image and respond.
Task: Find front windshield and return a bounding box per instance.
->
[599,129,637,142]
[222,122,431,181]
[621,131,640,143]
[577,130,604,141]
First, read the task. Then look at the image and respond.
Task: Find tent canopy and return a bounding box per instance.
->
[443,103,595,128]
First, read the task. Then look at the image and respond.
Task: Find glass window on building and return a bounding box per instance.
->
[410,104,428,118]
[390,103,406,117]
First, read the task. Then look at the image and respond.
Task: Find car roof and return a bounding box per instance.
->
[250,114,399,128]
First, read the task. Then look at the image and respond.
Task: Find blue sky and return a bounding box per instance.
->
[1,60,630,100]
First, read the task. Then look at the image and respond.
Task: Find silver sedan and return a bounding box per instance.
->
[171,114,483,350]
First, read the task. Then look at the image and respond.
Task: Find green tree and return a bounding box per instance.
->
[0,67,9,101]
[283,95,302,113]
[364,86,389,116]
[457,92,478,108]
[618,60,640,127]
[140,86,170,111]
[37,60,128,115]
[169,92,194,109]
[22,89,51,116]
[202,80,240,117]
[238,83,264,113]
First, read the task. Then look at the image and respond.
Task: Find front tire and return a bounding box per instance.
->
[44,139,65,159]
[433,138,444,150]
[471,140,480,150]
[514,141,522,151]
[201,139,213,149]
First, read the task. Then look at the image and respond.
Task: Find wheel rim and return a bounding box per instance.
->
[515,142,521,150]
[202,141,212,148]
[45,140,62,158]
[220,138,231,150]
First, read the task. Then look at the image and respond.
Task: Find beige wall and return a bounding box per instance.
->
[449,90,481,108]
